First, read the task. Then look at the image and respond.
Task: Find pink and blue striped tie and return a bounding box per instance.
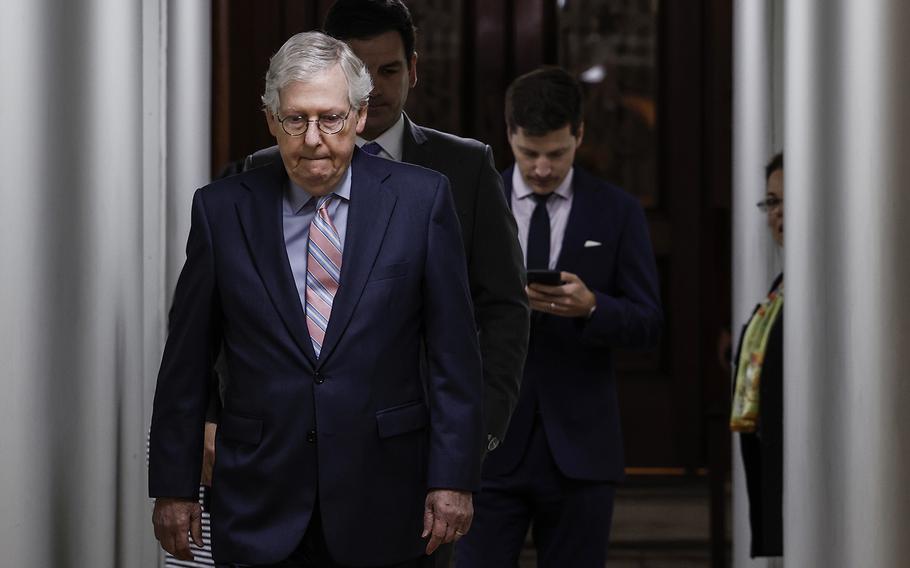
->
[305,195,342,357]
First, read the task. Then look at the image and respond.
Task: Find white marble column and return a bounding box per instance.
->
[785,0,910,566]
[166,0,212,299]
[0,0,209,566]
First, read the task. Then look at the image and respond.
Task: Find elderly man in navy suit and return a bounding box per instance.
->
[226,0,528,460]
[149,31,482,568]
[455,67,663,567]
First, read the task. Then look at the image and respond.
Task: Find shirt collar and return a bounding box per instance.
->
[356,113,405,161]
[511,167,575,201]
[286,165,352,214]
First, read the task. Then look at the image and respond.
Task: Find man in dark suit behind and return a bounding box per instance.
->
[232,0,528,459]
[149,31,482,567]
[455,67,663,567]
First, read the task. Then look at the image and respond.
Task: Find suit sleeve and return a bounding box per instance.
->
[580,200,662,349]
[422,176,484,491]
[149,189,221,498]
[466,145,530,444]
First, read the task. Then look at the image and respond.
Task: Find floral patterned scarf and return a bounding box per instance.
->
[730,283,784,433]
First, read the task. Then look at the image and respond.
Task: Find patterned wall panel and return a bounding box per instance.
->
[559,0,659,207]
[405,2,464,135]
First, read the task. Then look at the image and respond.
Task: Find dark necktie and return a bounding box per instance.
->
[361,142,383,156]
[526,192,553,269]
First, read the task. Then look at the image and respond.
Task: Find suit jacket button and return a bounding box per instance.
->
[487,434,500,452]
[314,371,325,384]
[306,429,317,443]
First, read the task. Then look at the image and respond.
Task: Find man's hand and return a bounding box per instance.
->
[201,422,217,487]
[152,497,204,561]
[422,489,473,555]
[526,271,596,318]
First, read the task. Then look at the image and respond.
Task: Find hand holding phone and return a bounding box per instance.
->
[526,269,563,286]
[526,271,597,318]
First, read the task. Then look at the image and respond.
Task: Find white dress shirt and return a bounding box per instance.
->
[356,113,406,162]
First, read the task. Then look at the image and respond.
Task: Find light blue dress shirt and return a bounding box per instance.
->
[283,166,352,307]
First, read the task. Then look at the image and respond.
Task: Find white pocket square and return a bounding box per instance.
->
[583,240,602,248]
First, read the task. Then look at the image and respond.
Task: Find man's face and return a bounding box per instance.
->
[346,30,417,140]
[508,124,583,195]
[265,64,367,196]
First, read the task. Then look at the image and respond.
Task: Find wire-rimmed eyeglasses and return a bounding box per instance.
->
[276,107,353,136]
[756,196,783,213]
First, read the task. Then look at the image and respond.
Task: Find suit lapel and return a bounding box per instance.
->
[317,150,398,364]
[400,114,428,165]
[556,170,594,271]
[502,166,514,208]
[235,161,318,366]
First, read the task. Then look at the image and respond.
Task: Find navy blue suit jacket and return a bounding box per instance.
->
[483,166,662,482]
[149,149,483,566]
[242,117,529,447]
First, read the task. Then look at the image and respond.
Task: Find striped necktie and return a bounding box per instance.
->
[305,194,343,357]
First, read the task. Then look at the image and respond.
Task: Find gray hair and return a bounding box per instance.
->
[261,31,373,114]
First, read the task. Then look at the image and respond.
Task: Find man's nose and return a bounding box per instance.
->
[533,159,552,177]
[304,123,322,146]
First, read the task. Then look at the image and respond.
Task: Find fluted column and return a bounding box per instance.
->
[166,0,212,298]
[0,1,209,566]
[785,0,910,566]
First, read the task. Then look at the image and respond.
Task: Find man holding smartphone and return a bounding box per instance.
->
[455,67,663,567]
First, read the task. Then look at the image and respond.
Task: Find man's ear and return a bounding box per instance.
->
[354,106,368,134]
[575,122,585,147]
[408,52,418,88]
[265,109,280,138]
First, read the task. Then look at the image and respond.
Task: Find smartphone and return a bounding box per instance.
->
[526,269,563,286]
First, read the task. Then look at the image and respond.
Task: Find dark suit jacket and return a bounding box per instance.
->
[483,166,662,482]
[149,149,483,566]
[244,116,529,446]
[737,273,784,557]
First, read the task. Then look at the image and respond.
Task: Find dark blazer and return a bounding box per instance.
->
[245,115,529,446]
[149,150,484,566]
[483,166,662,482]
[737,273,784,557]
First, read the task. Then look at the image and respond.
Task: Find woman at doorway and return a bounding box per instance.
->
[731,152,784,559]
